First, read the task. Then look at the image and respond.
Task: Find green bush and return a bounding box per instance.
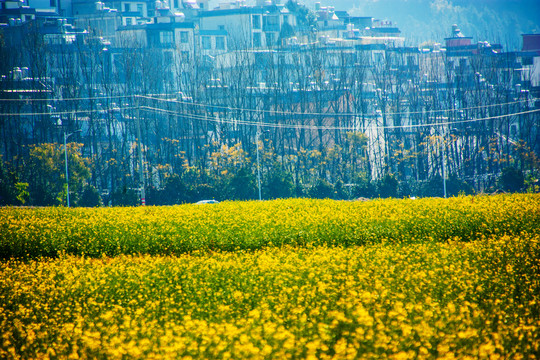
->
[499,167,525,193]
[309,179,335,199]
[78,185,102,207]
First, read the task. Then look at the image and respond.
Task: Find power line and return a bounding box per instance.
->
[140,105,540,132]
[1,93,535,118]
[2,98,537,131]
[0,106,136,117]
[0,94,134,102]
[140,94,538,118]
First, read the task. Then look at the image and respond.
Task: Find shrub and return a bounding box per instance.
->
[377,174,398,198]
[499,167,525,193]
[78,185,102,207]
[309,179,335,199]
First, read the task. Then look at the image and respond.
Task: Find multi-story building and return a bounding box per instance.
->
[0,0,72,18]
[0,0,36,24]
[1,0,85,46]
[198,1,295,50]
[520,34,540,89]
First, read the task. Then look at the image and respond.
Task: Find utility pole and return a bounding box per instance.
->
[64,128,81,207]
[256,128,262,201]
[136,96,146,206]
[442,125,447,199]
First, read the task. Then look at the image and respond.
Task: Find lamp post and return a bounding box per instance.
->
[442,138,447,199]
[440,123,448,199]
[255,128,270,201]
[256,129,262,201]
[64,129,81,207]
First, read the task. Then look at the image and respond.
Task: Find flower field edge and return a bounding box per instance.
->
[1,193,539,259]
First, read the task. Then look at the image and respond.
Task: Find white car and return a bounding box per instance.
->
[195,200,219,205]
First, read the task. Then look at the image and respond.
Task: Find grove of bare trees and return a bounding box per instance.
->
[1,28,538,206]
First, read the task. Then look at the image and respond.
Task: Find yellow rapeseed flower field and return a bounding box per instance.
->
[1,194,539,258]
[0,194,539,359]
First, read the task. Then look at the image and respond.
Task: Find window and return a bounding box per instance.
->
[202,36,211,50]
[50,0,57,6]
[174,0,179,8]
[218,25,225,30]
[216,36,225,50]
[283,15,289,24]
[522,56,534,66]
[124,3,131,12]
[267,16,278,25]
[265,32,275,47]
[253,32,261,47]
[160,31,173,45]
[180,31,189,43]
[252,15,261,29]
[125,17,133,25]
[137,4,143,14]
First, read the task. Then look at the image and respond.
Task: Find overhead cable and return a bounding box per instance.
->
[140,105,540,131]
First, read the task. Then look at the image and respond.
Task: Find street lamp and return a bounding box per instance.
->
[256,129,262,201]
[442,127,459,199]
[255,128,269,201]
[440,125,448,199]
[64,129,81,207]
[442,141,447,199]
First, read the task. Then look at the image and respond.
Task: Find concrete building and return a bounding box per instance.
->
[444,24,502,56]
[520,34,540,88]
[198,3,295,49]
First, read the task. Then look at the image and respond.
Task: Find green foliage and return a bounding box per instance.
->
[377,174,399,198]
[78,185,102,207]
[165,174,190,202]
[525,173,539,193]
[24,143,91,206]
[334,179,348,200]
[446,175,475,196]
[398,180,412,198]
[287,0,316,27]
[110,186,139,206]
[15,183,29,205]
[0,160,20,205]
[4,136,536,206]
[147,174,191,205]
[417,175,474,198]
[350,173,376,199]
[309,179,335,199]
[499,167,525,193]
[226,167,257,200]
[264,167,294,199]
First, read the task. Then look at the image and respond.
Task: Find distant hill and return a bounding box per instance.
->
[305,0,540,50]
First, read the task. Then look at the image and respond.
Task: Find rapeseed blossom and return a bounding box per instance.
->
[0,195,539,358]
[1,234,539,359]
[1,194,539,258]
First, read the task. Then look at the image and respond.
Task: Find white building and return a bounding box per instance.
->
[198,3,295,49]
